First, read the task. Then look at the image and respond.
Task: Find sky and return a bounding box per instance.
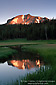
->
[0,0,56,24]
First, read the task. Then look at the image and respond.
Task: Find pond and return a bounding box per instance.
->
[0,51,44,85]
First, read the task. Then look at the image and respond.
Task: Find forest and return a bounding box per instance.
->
[0,19,56,40]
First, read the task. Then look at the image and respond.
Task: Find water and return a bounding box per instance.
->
[0,51,44,85]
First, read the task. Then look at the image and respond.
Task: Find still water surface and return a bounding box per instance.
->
[0,52,44,85]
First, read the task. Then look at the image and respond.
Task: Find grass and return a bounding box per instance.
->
[0,38,56,84]
[20,44,56,85]
[0,47,17,59]
[22,44,56,65]
[0,38,56,46]
[20,68,56,85]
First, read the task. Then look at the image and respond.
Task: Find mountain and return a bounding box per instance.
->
[7,14,49,25]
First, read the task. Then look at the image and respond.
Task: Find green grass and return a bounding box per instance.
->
[0,38,56,46]
[0,47,17,59]
[0,38,56,84]
[20,44,56,85]
[20,67,56,85]
[22,44,56,65]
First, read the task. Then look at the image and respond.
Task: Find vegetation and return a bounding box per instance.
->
[0,19,56,84]
[20,44,56,85]
[0,19,56,40]
[0,39,56,84]
[0,38,56,46]
[22,44,56,65]
[0,47,17,60]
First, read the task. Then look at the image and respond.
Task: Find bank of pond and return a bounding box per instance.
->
[0,44,56,85]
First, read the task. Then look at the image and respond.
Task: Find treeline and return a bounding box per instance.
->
[0,19,56,40]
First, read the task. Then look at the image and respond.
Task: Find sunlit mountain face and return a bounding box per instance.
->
[7,14,49,25]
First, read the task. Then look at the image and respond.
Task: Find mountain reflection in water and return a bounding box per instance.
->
[0,51,44,85]
[8,59,40,69]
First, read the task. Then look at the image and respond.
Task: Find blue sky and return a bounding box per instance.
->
[0,0,56,24]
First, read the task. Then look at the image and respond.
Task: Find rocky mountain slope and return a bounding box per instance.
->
[7,14,49,25]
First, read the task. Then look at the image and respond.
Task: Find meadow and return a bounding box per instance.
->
[0,38,56,85]
[0,38,56,46]
[21,43,56,85]
[0,47,17,60]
